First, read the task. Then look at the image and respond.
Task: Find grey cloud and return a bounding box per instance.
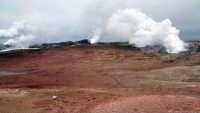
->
[0,0,199,45]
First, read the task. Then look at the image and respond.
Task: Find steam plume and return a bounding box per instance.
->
[0,8,188,53]
[89,28,102,44]
[106,8,187,53]
[0,20,26,38]
[0,20,37,48]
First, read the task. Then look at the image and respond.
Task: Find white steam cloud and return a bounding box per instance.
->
[0,20,26,38]
[0,8,188,53]
[4,35,36,48]
[0,20,37,48]
[106,8,187,53]
[89,28,102,44]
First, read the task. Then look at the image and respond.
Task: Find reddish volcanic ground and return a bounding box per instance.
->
[0,45,200,113]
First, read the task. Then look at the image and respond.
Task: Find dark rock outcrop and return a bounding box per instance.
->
[60,41,75,46]
[75,39,90,45]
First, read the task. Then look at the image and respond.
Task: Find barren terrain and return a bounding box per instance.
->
[0,45,200,113]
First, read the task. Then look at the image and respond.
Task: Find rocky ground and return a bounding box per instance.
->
[0,44,200,113]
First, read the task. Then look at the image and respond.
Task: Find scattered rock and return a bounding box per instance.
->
[38,107,52,110]
[141,45,168,55]
[161,54,184,62]
[38,108,44,110]
[143,51,157,57]
[52,96,57,100]
[62,100,68,103]
[44,107,52,110]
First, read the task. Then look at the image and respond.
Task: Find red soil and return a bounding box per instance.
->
[90,95,200,113]
[0,45,200,112]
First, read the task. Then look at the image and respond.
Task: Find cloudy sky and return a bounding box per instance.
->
[0,0,199,45]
